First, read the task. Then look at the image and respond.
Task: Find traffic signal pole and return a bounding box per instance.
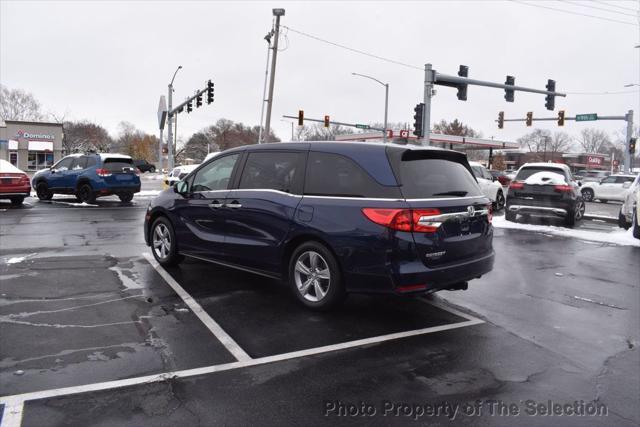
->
[625,110,634,173]
[422,64,434,146]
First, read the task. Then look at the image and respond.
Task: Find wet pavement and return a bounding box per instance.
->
[0,193,638,426]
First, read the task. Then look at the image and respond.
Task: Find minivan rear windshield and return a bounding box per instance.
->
[103,158,134,172]
[394,157,482,199]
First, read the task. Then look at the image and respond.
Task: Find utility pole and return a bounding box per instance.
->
[625,109,633,173]
[258,31,273,144]
[166,66,182,170]
[422,64,434,146]
[264,8,285,143]
[351,72,390,142]
[158,128,163,171]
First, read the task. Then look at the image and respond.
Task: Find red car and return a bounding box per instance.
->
[0,159,31,205]
[489,169,512,186]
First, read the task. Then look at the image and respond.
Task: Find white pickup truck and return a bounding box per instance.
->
[580,174,636,203]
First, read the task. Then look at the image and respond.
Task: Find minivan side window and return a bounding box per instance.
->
[304,152,401,198]
[191,154,239,192]
[239,152,303,193]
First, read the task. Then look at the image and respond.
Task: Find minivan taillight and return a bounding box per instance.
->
[96,168,112,177]
[362,208,441,233]
[509,181,524,190]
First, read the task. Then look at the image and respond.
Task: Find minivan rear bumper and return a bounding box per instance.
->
[390,251,495,293]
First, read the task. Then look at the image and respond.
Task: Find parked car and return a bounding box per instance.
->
[0,159,31,205]
[32,153,141,203]
[578,170,610,183]
[618,174,639,230]
[580,174,636,203]
[133,159,156,173]
[506,162,585,227]
[144,142,495,310]
[632,187,640,239]
[489,169,512,187]
[162,164,199,189]
[469,162,505,210]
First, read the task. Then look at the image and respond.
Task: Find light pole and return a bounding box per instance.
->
[167,65,182,169]
[264,8,285,143]
[352,72,389,143]
[258,31,273,144]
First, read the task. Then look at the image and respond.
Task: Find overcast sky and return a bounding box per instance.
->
[1,0,639,146]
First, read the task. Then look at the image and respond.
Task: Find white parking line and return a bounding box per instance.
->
[142,252,252,362]
[0,261,484,426]
[0,312,482,414]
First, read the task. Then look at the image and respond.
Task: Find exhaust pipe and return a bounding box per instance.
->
[448,281,468,291]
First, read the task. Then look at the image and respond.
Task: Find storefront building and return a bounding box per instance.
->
[0,120,64,171]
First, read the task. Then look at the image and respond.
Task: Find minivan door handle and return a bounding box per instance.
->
[209,200,223,208]
[225,201,242,209]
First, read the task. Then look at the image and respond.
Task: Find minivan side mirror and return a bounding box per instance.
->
[174,181,189,195]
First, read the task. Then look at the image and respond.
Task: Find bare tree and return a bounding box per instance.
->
[517,129,551,152]
[301,123,354,141]
[63,121,112,154]
[0,85,45,121]
[548,131,573,153]
[432,119,481,137]
[576,128,612,153]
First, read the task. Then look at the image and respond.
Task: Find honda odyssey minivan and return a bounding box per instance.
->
[144,142,494,310]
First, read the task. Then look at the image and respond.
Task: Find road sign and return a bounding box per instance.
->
[355,124,370,129]
[576,113,598,122]
[399,130,409,138]
[157,96,167,130]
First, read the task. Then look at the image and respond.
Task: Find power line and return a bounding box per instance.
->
[592,0,639,13]
[282,25,423,71]
[565,89,640,95]
[508,0,639,26]
[557,0,638,17]
[284,23,638,97]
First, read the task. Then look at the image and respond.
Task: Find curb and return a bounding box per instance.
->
[584,214,618,224]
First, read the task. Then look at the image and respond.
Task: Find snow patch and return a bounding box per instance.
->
[51,201,98,207]
[4,253,37,265]
[524,171,567,186]
[135,190,161,197]
[492,216,640,247]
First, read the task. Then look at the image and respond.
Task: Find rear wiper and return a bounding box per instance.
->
[433,191,469,197]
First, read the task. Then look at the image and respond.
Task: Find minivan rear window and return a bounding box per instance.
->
[395,158,482,199]
[103,158,134,172]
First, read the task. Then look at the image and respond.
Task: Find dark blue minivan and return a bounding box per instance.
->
[144,142,494,310]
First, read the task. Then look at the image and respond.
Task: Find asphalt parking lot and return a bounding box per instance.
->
[0,184,638,426]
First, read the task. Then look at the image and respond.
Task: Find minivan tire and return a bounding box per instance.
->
[77,183,96,204]
[149,166,156,173]
[119,192,134,203]
[36,182,53,201]
[151,217,182,266]
[288,241,345,311]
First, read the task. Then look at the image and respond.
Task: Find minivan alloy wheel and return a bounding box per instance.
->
[294,251,331,302]
[153,223,172,260]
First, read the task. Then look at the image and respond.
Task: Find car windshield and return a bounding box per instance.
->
[515,167,566,182]
[103,158,134,172]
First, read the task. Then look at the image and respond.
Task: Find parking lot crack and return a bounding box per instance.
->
[4,294,144,319]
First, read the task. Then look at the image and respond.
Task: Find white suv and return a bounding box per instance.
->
[469,162,505,210]
[618,174,639,231]
[580,174,636,203]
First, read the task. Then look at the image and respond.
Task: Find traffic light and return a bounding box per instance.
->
[504,76,515,102]
[207,80,214,104]
[526,111,533,126]
[196,94,202,108]
[457,65,468,101]
[413,103,424,137]
[324,115,330,128]
[545,79,555,111]
[298,110,304,126]
[187,102,192,113]
[498,111,504,129]
[630,138,637,155]
[557,110,565,126]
